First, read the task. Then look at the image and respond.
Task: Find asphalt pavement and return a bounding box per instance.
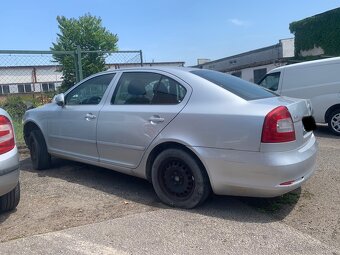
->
[0,207,339,255]
[0,126,339,255]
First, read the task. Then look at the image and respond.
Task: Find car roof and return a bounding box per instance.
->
[269,56,340,73]
[101,66,199,77]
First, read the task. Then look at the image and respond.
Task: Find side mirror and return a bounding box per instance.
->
[55,93,65,107]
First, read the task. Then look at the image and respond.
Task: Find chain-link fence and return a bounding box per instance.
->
[0,49,143,102]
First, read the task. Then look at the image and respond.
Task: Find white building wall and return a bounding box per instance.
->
[0,66,62,85]
[35,66,63,83]
[0,67,34,84]
[227,63,286,83]
[280,38,295,58]
[300,46,325,57]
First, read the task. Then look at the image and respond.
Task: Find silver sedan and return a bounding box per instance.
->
[0,108,20,212]
[23,67,317,208]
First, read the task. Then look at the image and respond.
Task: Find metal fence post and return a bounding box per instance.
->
[74,51,80,83]
[140,50,143,67]
[76,45,83,81]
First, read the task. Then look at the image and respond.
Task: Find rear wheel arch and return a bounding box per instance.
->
[325,104,340,123]
[145,141,211,185]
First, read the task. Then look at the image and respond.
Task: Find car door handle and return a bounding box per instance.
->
[85,113,96,120]
[149,115,164,124]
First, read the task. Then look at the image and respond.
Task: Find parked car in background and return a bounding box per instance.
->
[258,57,340,135]
[0,108,20,212]
[23,67,317,208]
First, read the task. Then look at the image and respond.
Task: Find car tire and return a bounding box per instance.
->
[0,182,20,212]
[328,109,340,136]
[151,148,211,209]
[29,130,51,170]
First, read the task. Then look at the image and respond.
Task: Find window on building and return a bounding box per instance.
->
[2,85,10,94]
[18,84,25,93]
[253,68,267,84]
[42,83,49,92]
[25,84,32,93]
[0,86,2,95]
[42,83,56,92]
[48,83,55,91]
[231,71,242,78]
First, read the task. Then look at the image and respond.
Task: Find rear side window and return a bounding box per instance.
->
[111,72,186,105]
[258,72,280,91]
[191,69,276,100]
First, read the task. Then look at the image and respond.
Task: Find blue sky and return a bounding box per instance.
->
[0,0,339,66]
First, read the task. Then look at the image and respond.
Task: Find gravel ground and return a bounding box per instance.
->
[0,126,339,249]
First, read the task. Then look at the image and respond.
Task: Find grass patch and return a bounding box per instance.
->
[242,192,300,213]
[12,120,24,146]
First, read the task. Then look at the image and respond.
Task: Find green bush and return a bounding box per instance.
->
[290,8,340,57]
[0,96,41,120]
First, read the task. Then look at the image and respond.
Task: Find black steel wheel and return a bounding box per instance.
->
[158,158,195,200]
[152,148,211,208]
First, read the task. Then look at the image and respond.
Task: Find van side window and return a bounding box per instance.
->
[258,72,280,91]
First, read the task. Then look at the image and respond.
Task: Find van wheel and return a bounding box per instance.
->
[151,149,211,209]
[0,182,20,212]
[328,109,340,136]
[29,130,51,170]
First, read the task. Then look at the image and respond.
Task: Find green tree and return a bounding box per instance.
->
[51,14,118,91]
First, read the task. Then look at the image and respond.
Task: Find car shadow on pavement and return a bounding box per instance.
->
[20,156,163,208]
[314,125,340,139]
[192,187,301,223]
[19,156,300,224]
[0,209,16,224]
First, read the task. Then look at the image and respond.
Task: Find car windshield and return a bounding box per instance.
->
[191,69,277,100]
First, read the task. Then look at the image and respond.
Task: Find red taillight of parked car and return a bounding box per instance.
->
[261,106,296,143]
[0,115,15,155]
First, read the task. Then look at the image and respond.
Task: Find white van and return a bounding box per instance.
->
[258,57,340,135]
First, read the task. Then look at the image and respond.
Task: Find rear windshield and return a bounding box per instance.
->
[191,69,277,100]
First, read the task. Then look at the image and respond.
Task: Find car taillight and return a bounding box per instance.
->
[261,106,296,143]
[0,115,15,155]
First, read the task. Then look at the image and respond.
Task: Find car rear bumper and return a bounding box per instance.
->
[193,134,317,197]
[0,147,20,197]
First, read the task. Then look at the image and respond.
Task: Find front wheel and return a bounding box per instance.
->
[29,130,51,170]
[151,149,211,209]
[328,109,340,136]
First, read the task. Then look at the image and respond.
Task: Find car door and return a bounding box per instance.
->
[48,73,115,162]
[97,71,191,168]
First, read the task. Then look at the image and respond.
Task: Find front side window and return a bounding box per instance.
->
[112,72,186,105]
[65,73,115,105]
[258,72,280,91]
